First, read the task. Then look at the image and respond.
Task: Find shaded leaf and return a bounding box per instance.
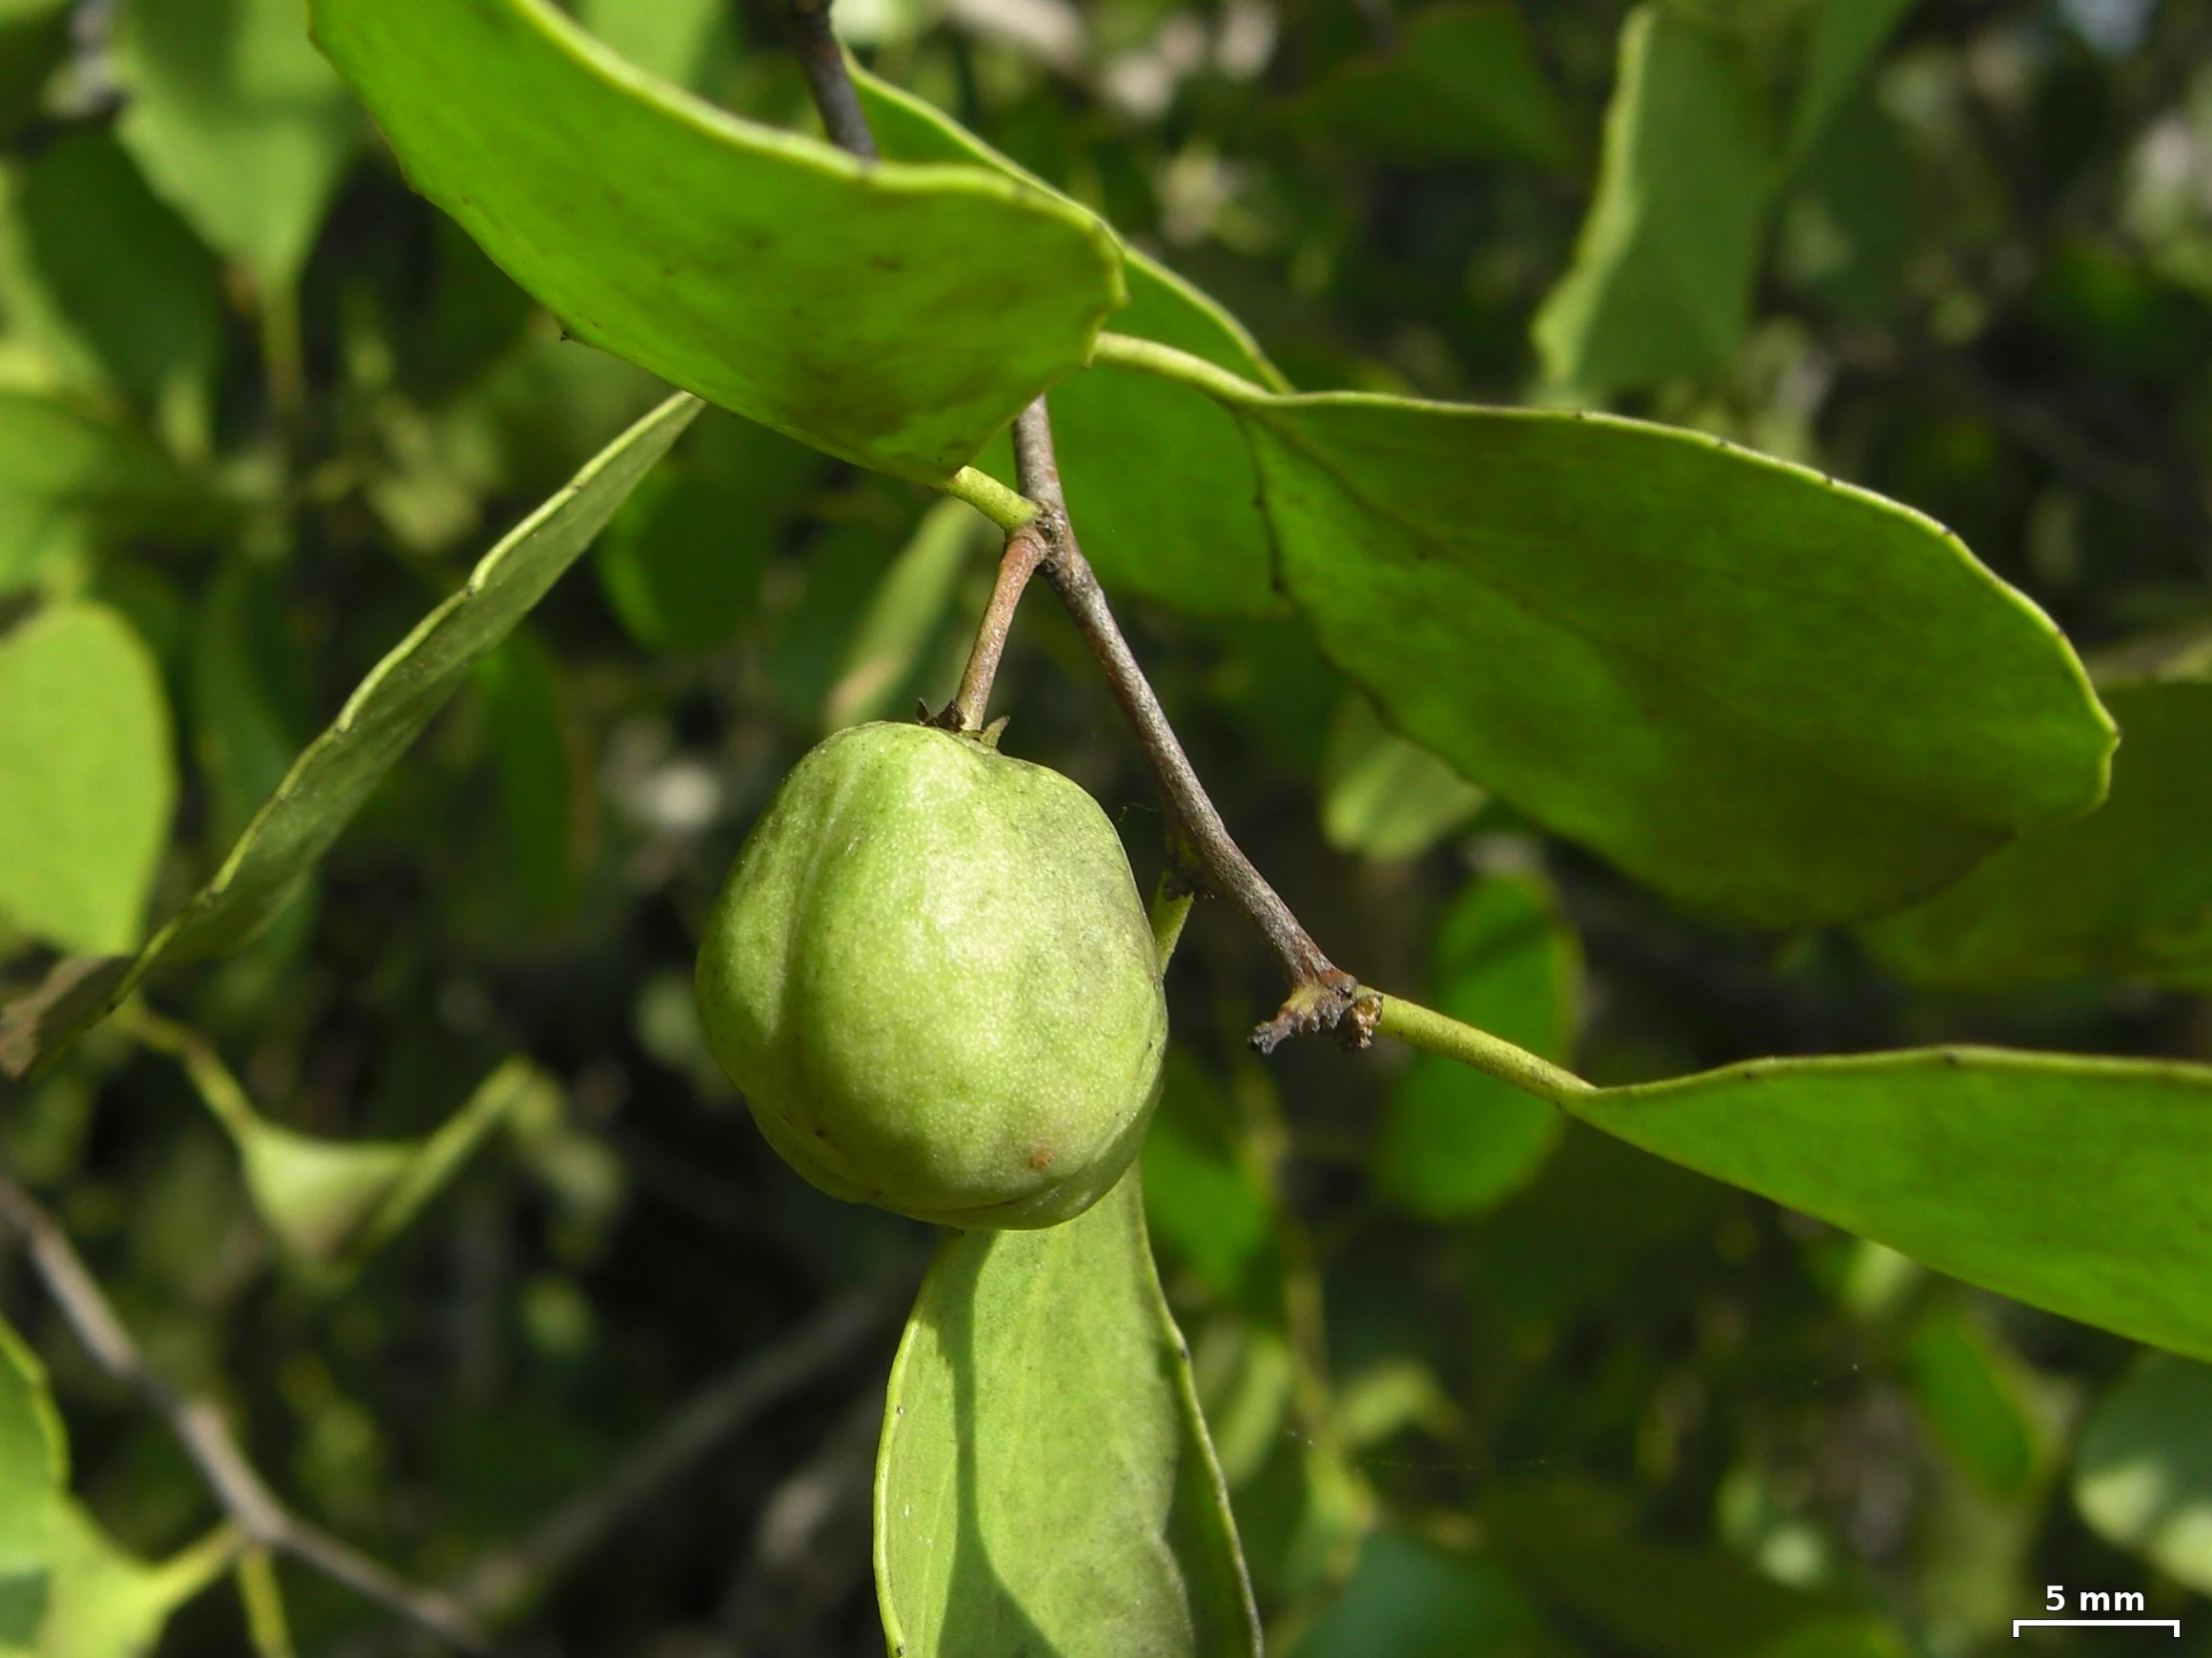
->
[855,67,1285,613]
[1904,1305,2040,1499]
[1533,7,1772,395]
[1141,1050,1271,1300]
[877,1166,1261,1657]
[1291,1529,1564,1658]
[469,631,582,927]
[311,0,1124,483]
[2074,1353,2212,1594]
[590,413,808,652]
[0,604,176,954]
[1862,679,2212,989]
[0,394,213,590]
[0,1315,63,1574]
[1573,1047,2212,1361]
[29,1505,230,1658]
[1231,391,2111,927]
[13,131,223,431]
[0,394,697,1077]
[1318,693,1486,862]
[1289,4,1573,170]
[1784,0,1917,169]
[1373,871,1576,1219]
[191,560,301,851]
[115,0,364,286]
[824,498,983,729]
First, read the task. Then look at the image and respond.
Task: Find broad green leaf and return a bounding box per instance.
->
[1318,694,1486,862]
[1374,871,1576,1219]
[1572,1048,2212,1361]
[1862,679,2212,989]
[1783,0,1917,169]
[824,499,984,730]
[13,131,223,433]
[0,0,69,140]
[1291,1529,1563,1658]
[0,605,175,954]
[0,394,697,1078]
[1141,1050,1271,1300]
[1288,4,1573,170]
[1230,392,2112,927]
[310,0,1125,484]
[1532,7,1772,395]
[1903,1306,2040,1499]
[2074,1354,2212,1594]
[876,1167,1261,1657]
[854,67,1286,613]
[114,0,364,287]
[0,394,212,589]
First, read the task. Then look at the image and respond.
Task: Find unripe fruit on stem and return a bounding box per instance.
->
[695,721,1168,1229]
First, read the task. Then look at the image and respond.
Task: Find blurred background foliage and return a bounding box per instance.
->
[2,0,2211,1651]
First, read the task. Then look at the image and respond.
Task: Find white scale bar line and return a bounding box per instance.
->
[2013,1620,2179,1636]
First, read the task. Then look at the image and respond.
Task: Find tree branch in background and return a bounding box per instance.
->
[452,1276,907,1625]
[0,1174,485,1651]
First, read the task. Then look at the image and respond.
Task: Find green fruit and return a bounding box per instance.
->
[695,720,1168,1228]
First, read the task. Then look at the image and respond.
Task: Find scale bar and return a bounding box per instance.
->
[2013,1621,2179,1636]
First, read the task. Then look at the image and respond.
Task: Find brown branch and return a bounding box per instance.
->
[950,527,1047,729]
[784,4,1361,1050]
[0,1173,484,1651]
[782,0,879,159]
[1010,401,1363,1050]
[451,1277,906,1625]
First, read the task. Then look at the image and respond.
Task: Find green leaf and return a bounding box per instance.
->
[1140,1050,1272,1300]
[1373,871,1577,1220]
[1783,0,1917,170]
[29,1505,229,1658]
[0,1317,228,1657]
[876,1166,1261,1657]
[1862,679,2212,989]
[1291,1529,1561,1658]
[232,1056,542,1269]
[114,0,365,287]
[0,604,176,955]
[1572,1047,2212,1362]
[591,410,816,652]
[469,631,580,927]
[12,131,223,432]
[854,67,1286,613]
[1903,1305,2040,1499]
[1318,694,1486,862]
[0,1316,63,1574]
[1288,4,1574,170]
[1532,6,1772,395]
[310,0,1125,484]
[0,394,213,590]
[191,560,302,852]
[0,394,697,1078]
[2074,1353,2212,1594]
[823,498,984,730]
[1230,391,2112,927]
